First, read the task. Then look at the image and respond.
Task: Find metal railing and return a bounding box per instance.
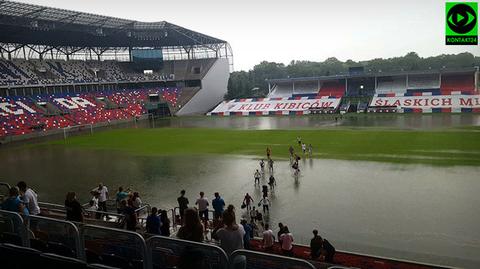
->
[230,249,316,269]
[0,182,11,203]
[147,235,229,269]
[82,224,150,269]
[27,215,84,260]
[0,209,29,247]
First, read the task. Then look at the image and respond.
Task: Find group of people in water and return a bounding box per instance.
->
[169,137,334,262]
[1,138,336,264]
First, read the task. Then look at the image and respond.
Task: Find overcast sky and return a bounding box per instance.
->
[15,0,480,71]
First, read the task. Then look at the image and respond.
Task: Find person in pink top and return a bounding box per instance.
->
[280,226,294,256]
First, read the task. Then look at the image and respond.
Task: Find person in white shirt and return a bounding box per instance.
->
[260,197,270,213]
[213,205,245,256]
[262,224,275,250]
[195,191,209,222]
[86,200,98,218]
[280,226,294,256]
[132,192,142,209]
[92,183,108,219]
[17,181,40,215]
[254,169,261,185]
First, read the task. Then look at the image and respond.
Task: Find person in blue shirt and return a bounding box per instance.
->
[2,187,29,216]
[115,186,130,213]
[212,192,225,220]
[146,207,161,235]
[240,218,252,250]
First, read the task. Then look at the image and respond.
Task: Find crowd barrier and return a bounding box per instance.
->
[147,235,229,269]
[0,209,321,269]
[230,249,316,269]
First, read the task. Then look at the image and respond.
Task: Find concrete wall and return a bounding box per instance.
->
[176,58,229,115]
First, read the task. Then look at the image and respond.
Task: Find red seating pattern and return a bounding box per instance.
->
[441,74,475,94]
[0,88,179,137]
[318,81,345,97]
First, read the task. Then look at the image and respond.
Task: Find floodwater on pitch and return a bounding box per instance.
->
[1,114,480,268]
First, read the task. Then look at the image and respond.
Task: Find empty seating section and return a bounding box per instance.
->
[407,74,440,93]
[318,81,345,97]
[269,83,293,98]
[441,74,475,94]
[376,76,407,94]
[292,81,318,98]
[0,88,181,137]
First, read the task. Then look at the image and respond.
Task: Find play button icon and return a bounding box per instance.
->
[447,3,477,34]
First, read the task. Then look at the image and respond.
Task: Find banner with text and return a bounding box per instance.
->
[370,94,480,109]
[210,97,341,114]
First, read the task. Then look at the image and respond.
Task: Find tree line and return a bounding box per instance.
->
[226,52,480,99]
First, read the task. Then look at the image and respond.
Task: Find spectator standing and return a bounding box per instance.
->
[121,199,137,231]
[262,185,269,198]
[195,192,209,223]
[160,210,171,236]
[254,169,261,185]
[268,158,274,173]
[2,187,29,215]
[132,192,142,209]
[212,192,225,220]
[93,183,109,219]
[213,205,245,256]
[243,193,254,211]
[259,196,270,213]
[177,208,204,242]
[146,207,161,235]
[177,190,189,221]
[322,237,336,263]
[86,200,98,218]
[277,222,286,246]
[65,192,83,222]
[280,226,294,256]
[262,224,275,250]
[310,229,323,259]
[115,186,129,213]
[17,181,40,216]
[249,207,258,223]
[240,219,252,250]
[268,175,276,189]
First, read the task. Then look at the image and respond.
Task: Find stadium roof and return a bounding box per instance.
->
[267,67,479,84]
[0,0,227,48]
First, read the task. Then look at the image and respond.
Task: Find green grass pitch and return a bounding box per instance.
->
[45,127,480,166]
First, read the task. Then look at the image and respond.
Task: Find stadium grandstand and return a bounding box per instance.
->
[0,0,232,140]
[209,67,479,116]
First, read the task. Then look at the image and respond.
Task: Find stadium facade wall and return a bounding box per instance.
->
[176,59,229,115]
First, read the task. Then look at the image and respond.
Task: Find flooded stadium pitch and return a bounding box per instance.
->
[1,114,480,268]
